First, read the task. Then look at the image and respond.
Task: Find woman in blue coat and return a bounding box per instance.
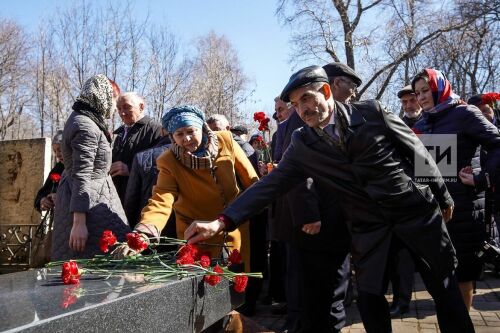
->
[412,68,500,311]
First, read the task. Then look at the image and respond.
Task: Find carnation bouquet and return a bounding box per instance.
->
[253,111,273,172]
[47,230,262,295]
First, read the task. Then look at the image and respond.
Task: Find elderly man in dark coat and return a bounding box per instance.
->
[273,103,351,332]
[323,62,362,103]
[185,66,475,333]
[111,92,162,203]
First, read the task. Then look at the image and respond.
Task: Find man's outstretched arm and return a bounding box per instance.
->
[185,135,307,243]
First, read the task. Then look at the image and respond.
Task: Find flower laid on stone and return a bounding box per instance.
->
[233,275,249,293]
[61,260,82,285]
[126,232,149,252]
[203,264,223,286]
[228,249,242,266]
[99,230,118,253]
[48,231,262,294]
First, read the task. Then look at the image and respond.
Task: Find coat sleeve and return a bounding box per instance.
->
[378,101,454,209]
[273,124,285,162]
[124,153,143,227]
[231,135,259,190]
[223,131,307,226]
[298,178,322,225]
[69,124,99,213]
[136,153,177,236]
[462,106,500,192]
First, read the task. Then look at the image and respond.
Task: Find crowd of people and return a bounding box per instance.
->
[34,63,500,333]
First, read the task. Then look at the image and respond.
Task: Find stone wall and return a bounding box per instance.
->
[0,138,52,269]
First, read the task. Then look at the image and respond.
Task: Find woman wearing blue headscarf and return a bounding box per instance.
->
[116,105,258,268]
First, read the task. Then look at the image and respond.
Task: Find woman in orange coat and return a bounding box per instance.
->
[116,105,258,268]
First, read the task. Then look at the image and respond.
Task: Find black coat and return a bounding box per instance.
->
[112,116,162,203]
[273,111,350,251]
[414,104,500,265]
[124,136,171,228]
[223,100,456,295]
[34,162,65,211]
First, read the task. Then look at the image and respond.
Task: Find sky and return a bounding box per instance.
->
[0,0,304,117]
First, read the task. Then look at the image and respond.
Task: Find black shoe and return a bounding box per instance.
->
[390,304,409,317]
[237,302,256,317]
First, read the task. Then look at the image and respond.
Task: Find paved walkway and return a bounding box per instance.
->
[248,269,500,332]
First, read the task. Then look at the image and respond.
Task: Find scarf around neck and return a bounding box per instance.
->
[170,124,219,170]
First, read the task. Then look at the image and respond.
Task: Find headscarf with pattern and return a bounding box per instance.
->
[421,68,462,114]
[72,74,114,143]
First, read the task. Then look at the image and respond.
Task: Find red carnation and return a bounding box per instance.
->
[99,230,117,253]
[199,254,211,268]
[204,264,223,286]
[49,173,62,183]
[253,111,266,122]
[233,275,249,293]
[482,92,500,106]
[126,233,149,252]
[178,244,199,259]
[61,261,81,285]
[176,244,200,265]
[228,249,242,266]
[258,117,271,131]
[412,127,422,135]
[176,254,195,265]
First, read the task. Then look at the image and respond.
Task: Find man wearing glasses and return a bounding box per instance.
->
[323,62,362,103]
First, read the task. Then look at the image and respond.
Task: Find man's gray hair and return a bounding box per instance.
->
[52,130,64,145]
[206,114,230,127]
[274,95,292,108]
[117,91,145,107]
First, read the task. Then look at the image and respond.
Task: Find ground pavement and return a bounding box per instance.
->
[237,269,500,333]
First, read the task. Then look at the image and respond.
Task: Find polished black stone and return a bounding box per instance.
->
[0,268,243,332]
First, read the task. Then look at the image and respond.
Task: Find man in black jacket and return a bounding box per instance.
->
[273,104,351,332]
[185,66,474,333]
[398,85,423,128]
[111,92,162,203]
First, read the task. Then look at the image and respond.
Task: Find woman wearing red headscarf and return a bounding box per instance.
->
[411,68,500,311]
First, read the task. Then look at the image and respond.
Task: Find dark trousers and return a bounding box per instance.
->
[357,237,475,333]
[245,211,268,305]
[388,247,414,308]
[286,244,350,333]
[268,240,287,302]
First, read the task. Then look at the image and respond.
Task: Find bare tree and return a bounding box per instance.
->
[53,0,97,92]
[183,32,253,123]
[277,0,499,100]
[0,20,31,139]
[144,27,190,121]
